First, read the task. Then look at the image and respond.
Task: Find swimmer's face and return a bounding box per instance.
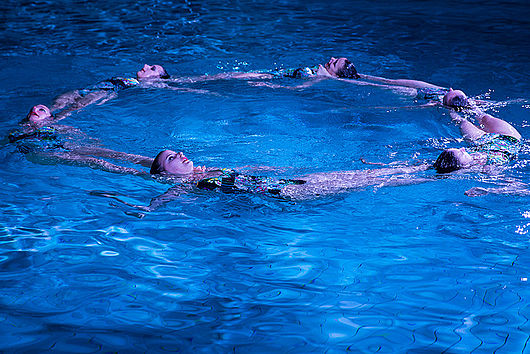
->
[324,57,350,76]
[158,150,194,175]
[27,104,52,127]
[443,89,468,108]
[447,147,473,167]
[137,64,167,80]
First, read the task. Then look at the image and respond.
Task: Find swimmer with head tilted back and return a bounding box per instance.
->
[9,103,155,175]
[51,63,212,118]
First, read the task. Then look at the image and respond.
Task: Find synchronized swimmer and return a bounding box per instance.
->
[9,57,525,211]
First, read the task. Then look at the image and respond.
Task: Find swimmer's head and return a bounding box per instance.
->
[25,104,53,128]
[150,150,194,175]
[137,64,170,80]
[325,57,360,79]
[443,89,469,108]
[433,147,473,173]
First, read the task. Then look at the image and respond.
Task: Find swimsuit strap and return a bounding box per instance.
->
[109,77,140,89]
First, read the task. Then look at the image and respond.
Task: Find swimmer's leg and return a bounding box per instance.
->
[477,113,522,140]
[72,147,154,168]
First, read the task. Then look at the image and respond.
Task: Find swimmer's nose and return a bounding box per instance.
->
[143,64,149,70]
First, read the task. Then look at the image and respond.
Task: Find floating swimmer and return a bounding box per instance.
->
[92,149,432,214]
[50,64,211,117]
[8,104,154,176]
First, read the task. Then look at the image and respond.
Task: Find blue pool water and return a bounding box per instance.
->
[1,0,530,352]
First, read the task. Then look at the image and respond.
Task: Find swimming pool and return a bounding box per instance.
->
[1,0,529,351]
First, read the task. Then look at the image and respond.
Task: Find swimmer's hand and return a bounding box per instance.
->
[316,64,332,77]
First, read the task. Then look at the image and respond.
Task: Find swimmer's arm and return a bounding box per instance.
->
[360,158,431,173]
[51,91,112,121]
[358,74,443,89]
[373,176,434,190]
[142,81,220,96]
[465,181,530,197]
[248,76,329,90]
[465,185,530,197]
[169,72,274,83]
[338,78,418,97]
[53,153,150,177]
[73,147,154,168]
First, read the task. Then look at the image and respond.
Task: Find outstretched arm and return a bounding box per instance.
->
[466,181,530,197]
[72,146,154,168]
[248,77,326,90]
[51,90,115,121]
[141,81,220,96]
[358,74,444,90]
[338,77,419,96]
[46,151,150,177]
[169,72,275,84]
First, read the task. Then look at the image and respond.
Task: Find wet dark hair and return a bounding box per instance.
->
[150,150,168,174]
[160,69,170,79]
[336,60,360,79]
[443,92,468,109]
[433,150,461,173]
